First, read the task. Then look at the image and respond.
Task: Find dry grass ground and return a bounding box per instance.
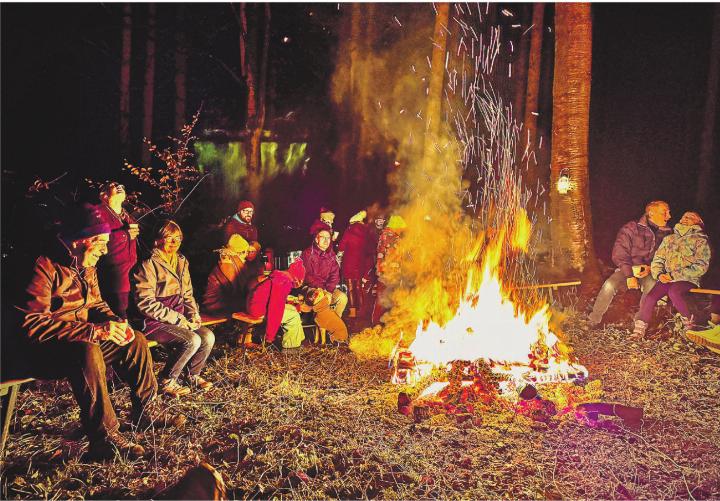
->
[2,312,719,500]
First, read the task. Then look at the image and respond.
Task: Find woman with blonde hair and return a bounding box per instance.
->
[134,220,215,397]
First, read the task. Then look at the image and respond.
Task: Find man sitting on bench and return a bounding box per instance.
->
[9,204,184,461]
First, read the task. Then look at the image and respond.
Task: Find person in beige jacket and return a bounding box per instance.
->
[134,221,215,397]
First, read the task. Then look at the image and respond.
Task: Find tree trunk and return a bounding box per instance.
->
[549,3,600,284]
[524,3,544,173]
[696,5,720,213]
[174,6,187,133]
[512,4,530,123]
[119,4,132,155]
[424,3,450,160]
[141,3,157,166]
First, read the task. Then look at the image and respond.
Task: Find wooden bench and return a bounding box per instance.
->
[231,312,264,346]
[1,378,35,458]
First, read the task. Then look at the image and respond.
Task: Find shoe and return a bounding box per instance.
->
[632,319,648,338]
[187,374,214,392]
[161,378,191,398]
[88,432,145,461]
[686,323,720,354]
[132,401,187,431]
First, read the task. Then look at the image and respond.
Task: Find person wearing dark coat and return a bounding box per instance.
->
[588,200,672,326]
[301,221,347,317]
[223,200,258,243]
[202,234,249,315]
[96,182,138,319]
[338,210,376,318]
[7,204,175,461]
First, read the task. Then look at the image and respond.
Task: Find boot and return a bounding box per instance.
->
[686,322,720,354]
[88,431,145,461]
[632,319,648,338]
[132,400,187,431]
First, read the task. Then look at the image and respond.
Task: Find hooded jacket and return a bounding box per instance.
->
[133,249,201,333]
[202,253,246,315]
[223,215,258,243]
[651,224,711,286]
[15,238,120,344]
[301,244,340,291]
[246,270,294,343]
[338,222,376,280]
[611,215,672,278]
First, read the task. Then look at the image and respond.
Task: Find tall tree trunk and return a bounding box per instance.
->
[174,6,187,133]
[119,4,132,155]
[524,3,545,187]
[424,3,450,160]
[512,4,530,122]
[696,5,720,213]
[141,3,157,166]
[549,3,600,284]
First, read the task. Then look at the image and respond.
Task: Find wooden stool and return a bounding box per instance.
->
[231,312,265,346]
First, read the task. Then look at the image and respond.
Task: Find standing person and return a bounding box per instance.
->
[7,204,182,461]
[246,260,307,349]
[633,211,711,337]
[319,207,339,242]
[202,234,249,315]
[134,221,215,397]
[338,210,376,318]
[373,215,407,324]
[301,220,348,317]
[96,181,139,319]
[588,200,672,326]
[223,200,258,243]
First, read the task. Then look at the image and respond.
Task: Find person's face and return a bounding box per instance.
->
[679,212,701,226]
[160,232,182,255]
[315,230,332,252]
[375,218,386,230]
[648,204,671,227]
[247,248,259,261]
[239,208,254,223]
[73,234,110,267]
[102,183,126,206]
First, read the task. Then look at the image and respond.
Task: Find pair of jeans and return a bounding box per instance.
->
[312,295,349,342]
[637,281,695,323]
[589,270,656,323]
[24,332,157,442]
[146,325,215,380]
[329,289,348,318]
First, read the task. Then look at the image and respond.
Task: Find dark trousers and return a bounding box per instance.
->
[637,281,695,323]
[345,279,364,312]
[26,332,157,442]
[104,291,130,320]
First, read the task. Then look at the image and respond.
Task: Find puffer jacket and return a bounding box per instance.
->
[133,249,201,334]
[651,224,711,286]
[15,240,120,344]
[611,215,672,278]
[246,270,294,343]
[301,244,340,291]
[202,252,246,315]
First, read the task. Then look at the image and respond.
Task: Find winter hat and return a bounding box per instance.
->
[287,259,306,284]
[386,215,407,230]
[60,203,111,242]
[319,207,335,224]
[349,210,367,224]
[237,200,254,212]
[309,219,333,236]
[226,234,250,254]
[249,241,262,252]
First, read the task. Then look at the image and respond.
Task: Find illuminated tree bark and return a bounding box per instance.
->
[696,5,720,213]
[512,4,530,122]
[141,3,157,166]
[549,3,600,283]
[174,6,187,133]
[523,3,544,192]
[119,4,132,155]
[424,3,449,160]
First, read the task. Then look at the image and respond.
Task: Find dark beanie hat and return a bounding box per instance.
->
[60,203,111,242]
[287,258,306,283]
[309,219,332,237]
[237,200,254,212]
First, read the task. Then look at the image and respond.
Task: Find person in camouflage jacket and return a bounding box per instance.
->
[634,211,711,336]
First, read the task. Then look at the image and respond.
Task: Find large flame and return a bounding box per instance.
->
[399,208,586,386]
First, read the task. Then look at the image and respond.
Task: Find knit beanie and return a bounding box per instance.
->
[287,259,306,284]
[386,215,407,230]
[60,203,111,242]
[237,200,254,212]
[309,219,333,237]
[226,234,250,253]
[349,210,367,224]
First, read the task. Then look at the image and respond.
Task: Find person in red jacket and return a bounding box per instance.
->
[246,259,306,349]
[223,200,258,243]
[301,220,348,318]
[339,210,376,318]
[96,182,139,319]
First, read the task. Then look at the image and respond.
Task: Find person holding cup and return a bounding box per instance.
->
[96,181,139,319]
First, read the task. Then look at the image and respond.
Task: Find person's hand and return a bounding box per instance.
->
[636,265,650,278]
[96,320,130,345]
[626,277,639,290]
[127,223,139,240]
[658,273,672,283]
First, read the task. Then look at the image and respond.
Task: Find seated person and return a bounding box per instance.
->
[7,204,179,461]
[223,200,258,243]
[246,260,307,349]
[202,234,249,315]
[134,221,215,396]
[633,212,711,337]
[302,221,348,317]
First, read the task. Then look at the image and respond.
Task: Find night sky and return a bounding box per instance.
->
[1,3,718,275]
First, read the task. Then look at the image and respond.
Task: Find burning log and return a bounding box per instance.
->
[576,402,644,429]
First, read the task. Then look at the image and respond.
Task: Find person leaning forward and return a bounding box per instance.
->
[588,200,672,326]
[7,204,184,462]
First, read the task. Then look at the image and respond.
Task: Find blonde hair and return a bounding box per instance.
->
[645,200,668,215]
[154,220,183,247]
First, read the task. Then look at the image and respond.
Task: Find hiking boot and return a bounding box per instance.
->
[161,378,191,398]
[132,402,187,431]
[88,432,145,461]
[686,322,720,354]
[187,374,214,392]
[632,319,648,338]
